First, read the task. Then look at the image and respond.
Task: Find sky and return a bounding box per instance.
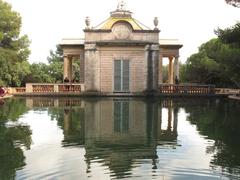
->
[4,0,240,64]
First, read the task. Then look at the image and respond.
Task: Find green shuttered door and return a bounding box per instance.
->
[114,60,121,91]
[114,60,129,92]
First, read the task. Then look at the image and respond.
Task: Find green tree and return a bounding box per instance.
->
[182,35,240,88]
[215,22,240,87]
[182,39,222,85]
[0,0,31,87]
[25,63,54,83]
[47,45,63,83]
[215,22,240,47]
[0,48,30,86]
[26,45,64,84]
[225,0,240,7]
[47,45,80,83]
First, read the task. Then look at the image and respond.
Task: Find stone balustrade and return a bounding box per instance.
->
[215,88,240,95]
[25,83,84,93]
[159,84,215,94]
[7,87,26,94]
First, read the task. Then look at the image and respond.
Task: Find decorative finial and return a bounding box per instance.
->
[154,17,159,30]
[117,0,126,11]
[85,16,90,29]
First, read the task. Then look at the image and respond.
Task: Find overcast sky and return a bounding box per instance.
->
[4,0,240,64]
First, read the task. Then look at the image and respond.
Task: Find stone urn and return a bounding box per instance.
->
[85,17,90,29]
[154,17,159,30]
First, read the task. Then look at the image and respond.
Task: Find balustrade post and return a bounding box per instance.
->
[54,84,59,93]
[26,83,33,93]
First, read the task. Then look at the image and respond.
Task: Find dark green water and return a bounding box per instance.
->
[0,97,240,180]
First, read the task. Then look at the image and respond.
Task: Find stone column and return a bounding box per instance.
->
[168,56,174,84]
[68,56,73,82]
[63,55,73,82]
[159,53,163,84]
[63,55,69,81]
[174,56,180,81]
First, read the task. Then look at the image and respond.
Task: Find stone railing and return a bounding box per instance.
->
[25,83,84,93]
[215,88,240,95]
[7,87,26,94]
[159,84,215,94]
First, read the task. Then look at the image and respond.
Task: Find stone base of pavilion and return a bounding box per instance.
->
[7,83,228,97]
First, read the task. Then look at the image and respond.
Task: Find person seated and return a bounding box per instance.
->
[0,87,7,97]
[64,77,69,83]
[175,76,179,85]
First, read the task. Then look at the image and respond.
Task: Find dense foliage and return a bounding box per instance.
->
[0,1,65,86]
[25,45,64,83]
[0,0,31,86]
[225,0,240,7]
[181,22,240,88]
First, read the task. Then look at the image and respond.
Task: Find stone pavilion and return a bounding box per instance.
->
[60,1,183,95]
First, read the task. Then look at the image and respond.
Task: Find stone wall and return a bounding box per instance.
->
[99,46,146,93]
[84,31,159,43]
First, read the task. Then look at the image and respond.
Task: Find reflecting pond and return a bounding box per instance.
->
[0,97,240,179]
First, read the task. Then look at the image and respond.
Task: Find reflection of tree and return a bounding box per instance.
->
[48,106,85,146]
[0,98,32,179]
[185,98,240,177]
[0,98,29,121]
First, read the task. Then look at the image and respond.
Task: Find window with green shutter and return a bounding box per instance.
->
[114,60,129,92]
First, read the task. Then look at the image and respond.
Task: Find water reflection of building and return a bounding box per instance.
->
[160,99,178,141]
[26,97,179,178]
[53,98,179,178]
[26,97,84,108]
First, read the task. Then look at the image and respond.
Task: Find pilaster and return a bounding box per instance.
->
[145,44,159,92]
[84,43,100,91]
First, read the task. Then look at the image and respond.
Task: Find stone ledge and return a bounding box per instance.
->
[12,92,225,98]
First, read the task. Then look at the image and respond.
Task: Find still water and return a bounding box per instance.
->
[0,97,240,180]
